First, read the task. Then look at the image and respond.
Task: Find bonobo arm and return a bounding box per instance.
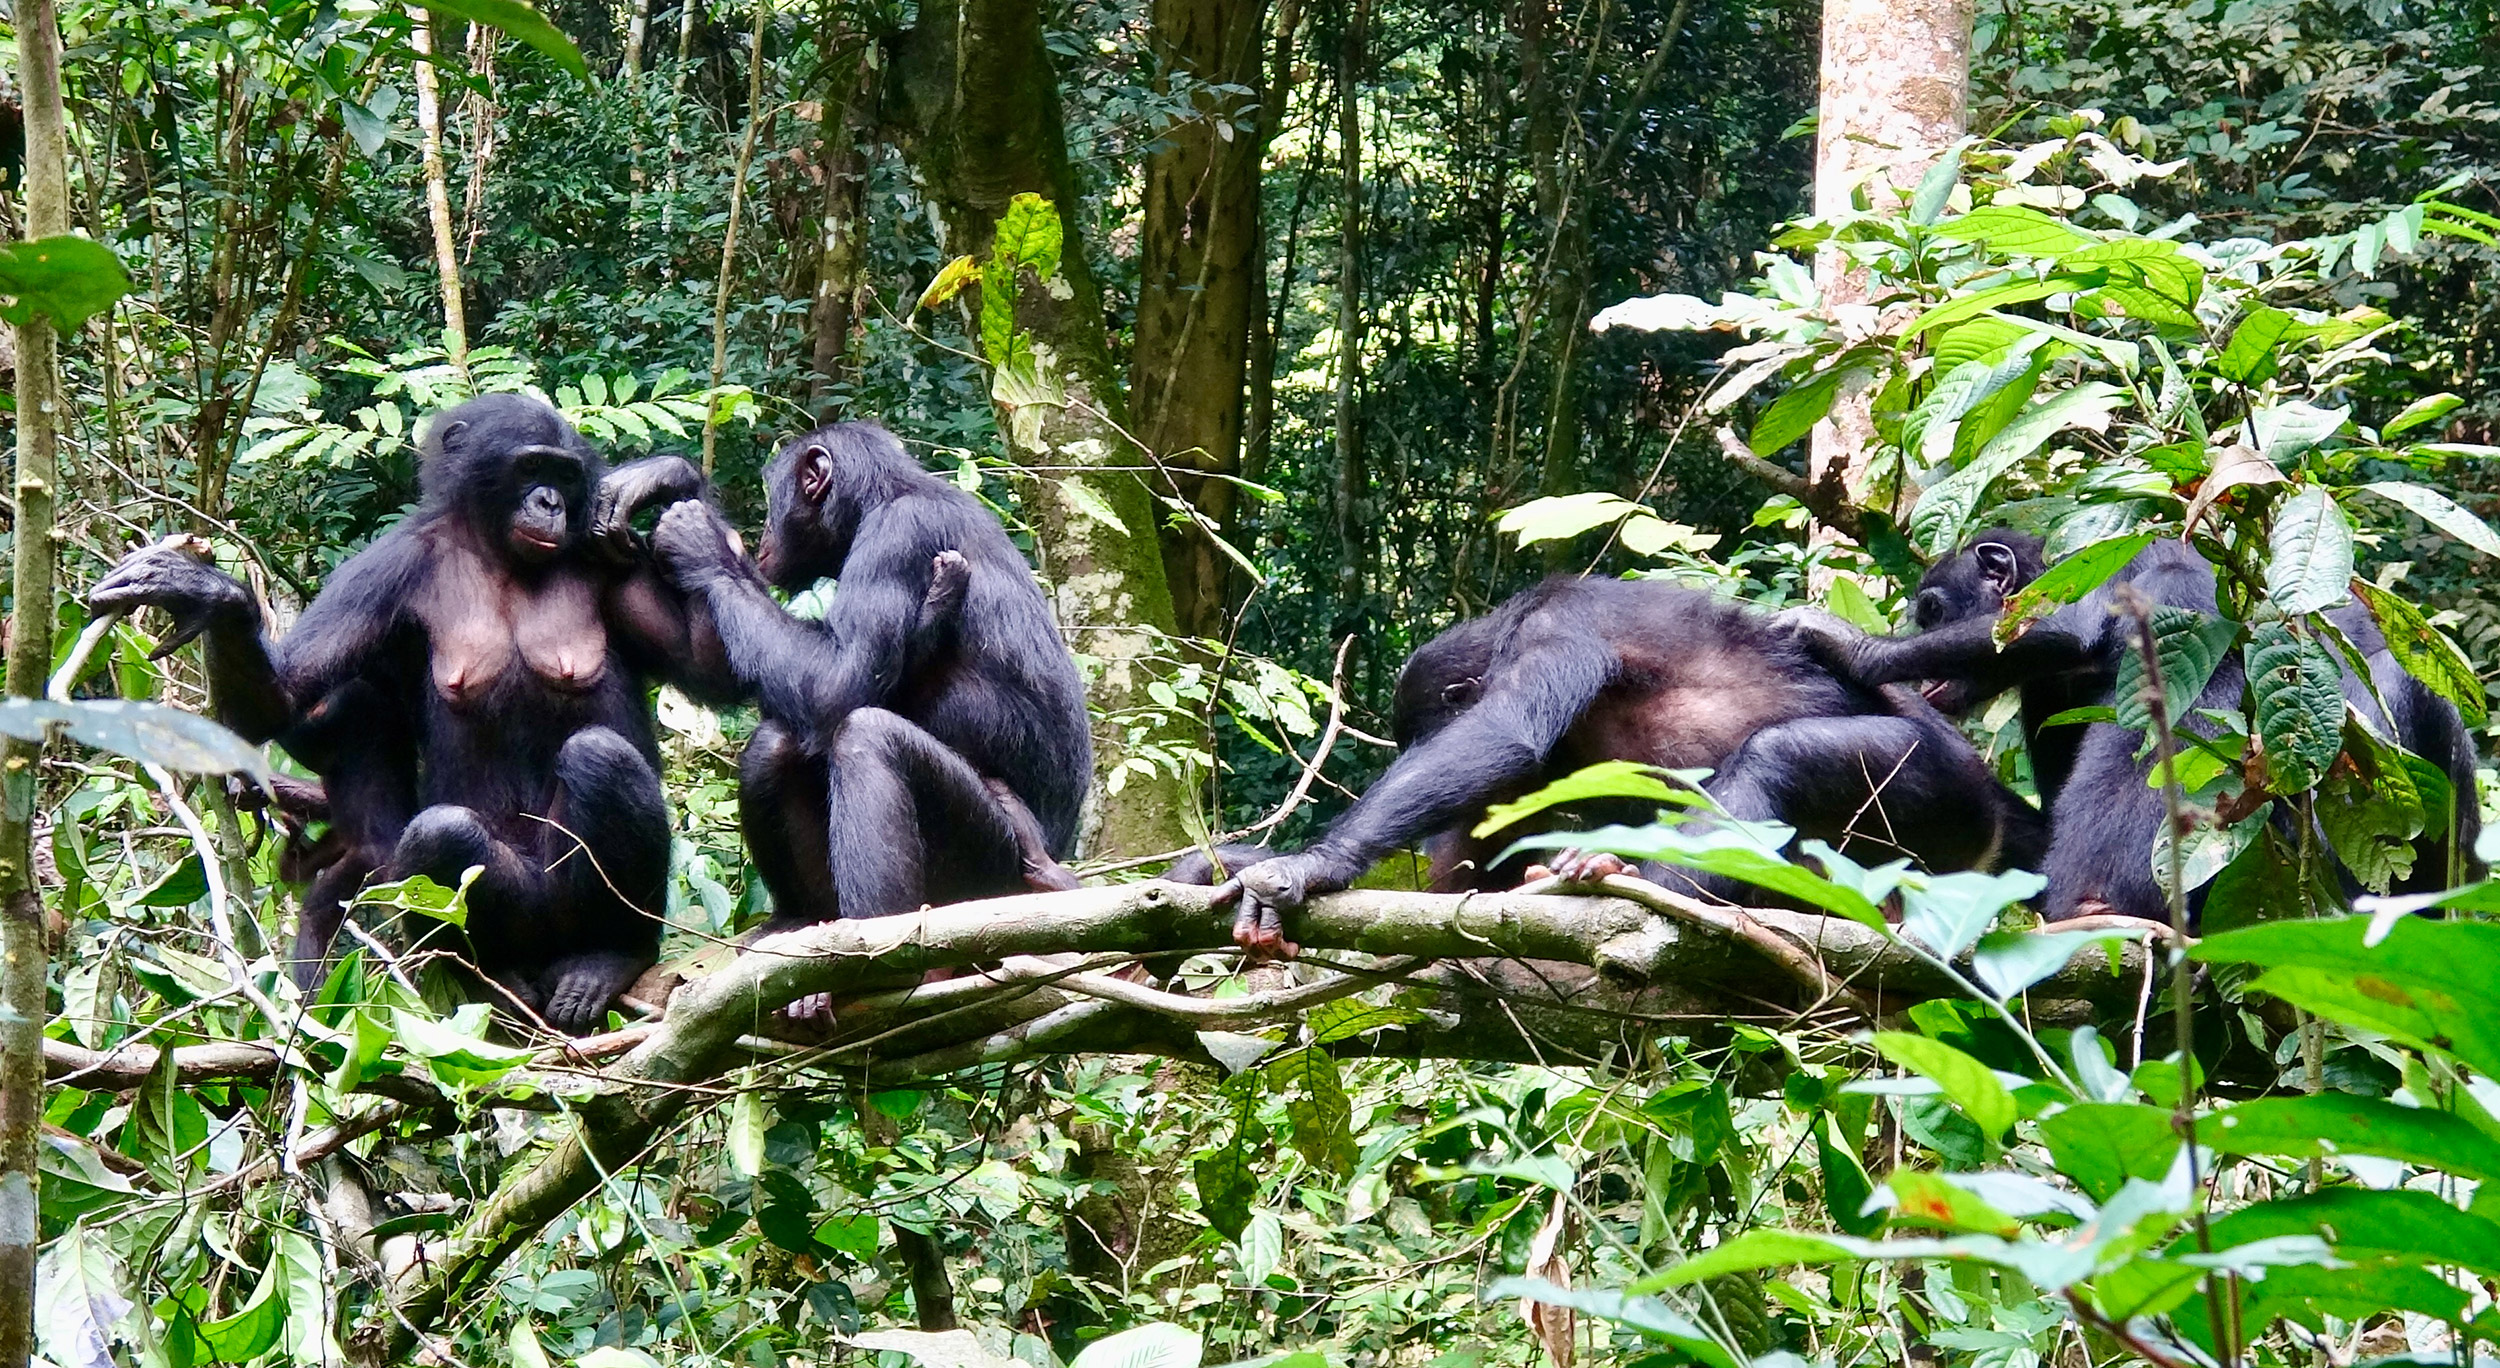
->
[1785,604,2106,703]
[89,540,291,743]
[592,455,708,561]
[271,528,427,713]
[1219,624,1617,956]
[605,553,746,706]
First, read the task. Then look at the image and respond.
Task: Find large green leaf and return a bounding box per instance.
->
[1475,761,1704,838]
[2356,480,2500,559]
[1482,1278,1741,1368]
[2351,580,2487,726]
[1266,1047,1355,1176]
[1910,382,2127,551]
[2266,487,2354,615]
[2201,1187,2500,1278]
[2038,1103,2179,1202]
[0,235,132,330]
[35,1228,130,1368]
[2216,305,2296,385]
[2195,915,2500,1079]
[992,191,1065,279]
[2197,1093,2500,1181]
[412,0,587,80]
[1933,205,2099,256]
[0,699,268,778]
[1901,275,2095,341]
[1871,1033,2016,1139]
[1996,532,2156,638]
[2315,721,2426,892]
[1750,359,1865,455]
[1502,822,1886,929]
[2246,621,2345,792]
[1069,1322,1201,1368]
[2112,606,2238,735]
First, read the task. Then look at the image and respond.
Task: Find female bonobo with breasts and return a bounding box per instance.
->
[90,394,733,1032]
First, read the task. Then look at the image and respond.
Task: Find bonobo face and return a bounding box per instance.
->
[756,437,846,591]
[1908,530,2043,712]
[505,445,588,565]
[425,394,597,567]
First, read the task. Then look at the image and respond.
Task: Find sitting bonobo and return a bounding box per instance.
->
[1180,576,2047,956]
[91,394,737,1033]
[1783,530,2483,923]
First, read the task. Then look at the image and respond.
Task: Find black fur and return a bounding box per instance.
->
[1796,530,2485,922]
[649,420,1092,929]
[1206,576,2047,953]
[92,394,729,1031]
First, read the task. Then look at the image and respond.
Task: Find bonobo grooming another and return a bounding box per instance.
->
[91,394,739,1032]
[626,421,1091,936]
[1787,530,2483,922]
[1187,577,2048,956]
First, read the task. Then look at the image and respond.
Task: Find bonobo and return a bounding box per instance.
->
[91,394,737,1032]
[1788,531,2484,921]
[1194,577,2047,956]
[635,421,1091,933]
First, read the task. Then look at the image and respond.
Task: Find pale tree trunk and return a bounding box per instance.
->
[623,0,654,76]
[1132,0,1266,641]
[1805,0,1970,529]
[894,0,1193,859]
[413,13,470,370]
[807,12,878,410]
[0,0,67,1351]
[1328,0,1368,638]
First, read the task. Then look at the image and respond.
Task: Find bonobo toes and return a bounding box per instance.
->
[1523,850,1635,884]
[539,952,644,1034]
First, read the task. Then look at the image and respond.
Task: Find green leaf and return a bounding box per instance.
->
[2038,1103,2179,1202]
[813,1211,881,1260]
[2252,402,2351,465]
[1472,760,1701,838]
[2356,480,2500,559]
[1908,143,1966,226]
[1632,1229,1864,1290]
[1969,930,2106,1001]
[1900,869,2046,961]
[1909,383,2126,552]
[1817,1114,1882,1237]
[0,699,269,778]
[1503,822,1885,929]
[1903,336,2051,467]
[1871,1033,2016,1139]
[2198,914,2500,1079]
[993,192,1064,280]
[1194,1129,1258,1243]
[1933,205,2097,255]
[1879,1170,2020,1237]
[915,255,980,312]
[2266,487,2355,615]
[2383,392,2464,439]
[2113,606,2238,735]
[1750,362,1860,455]
[0,235,132,330]
[36,1227,131,1368]
[2203,1187,2500,1279]
[410,0,587,81]
[1306,999,1426,1042]
[1069,1322,1201,1368]
[2198,1094,2500,1182]
[1265,1047,1355,1176]
[2216,305,2295,385]
[728,1089,768,1177]
[2247,621,2345,792]
[1997,532,2156,637]
[1493,492,1642,547]
[1901,275,2093,341]
[2317,723,2426,893]
[196,1256,285,1363]
[390,1008,534,1086]
[2352,580,2487,726]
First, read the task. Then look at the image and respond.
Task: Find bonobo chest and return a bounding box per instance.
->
[414,538,609,708]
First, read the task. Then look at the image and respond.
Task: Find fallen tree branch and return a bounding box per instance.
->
[46,1037,282,1089]
[355,882,2148,1363]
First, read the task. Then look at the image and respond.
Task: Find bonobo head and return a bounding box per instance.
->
[756,421,920,590]
[420,394,602,568]
[1909,528,2047,710]
[1390,616,1504,749]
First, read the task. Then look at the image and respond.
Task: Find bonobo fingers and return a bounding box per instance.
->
[1523,850,1634,884]
[89,544,254,650]
[539,952,645,1035]
[1228,858,1314,961]
[650,501,739,584]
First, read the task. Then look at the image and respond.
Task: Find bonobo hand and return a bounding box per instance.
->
[1771,605,1870,677]
[591,456,706,562]
[1209,852,1340,960]
[89,541,258,657]
[650,500,741,586]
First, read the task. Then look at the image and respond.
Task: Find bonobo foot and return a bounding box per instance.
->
[1523,850,1635,884]
[979,778,1081,892]
[540,951,647,1035]
[926,549,971,619]
[1210,851,1344,961]
[88,539,257,656]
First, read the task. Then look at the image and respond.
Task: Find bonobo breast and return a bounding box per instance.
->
[415,534,612,709]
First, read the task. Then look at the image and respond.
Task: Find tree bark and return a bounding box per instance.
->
[622,0,655,76]
[1238,0,1301,496]
[1132,0,1267,640]
[0,0,67,1351]
[1805,0,1971,521]
[806,15,878,410]
[1328,0,1369,637]
[412,12,470,370]
[890,0,1193,859]
[354,878,2159,1363]
[703,0,772,475]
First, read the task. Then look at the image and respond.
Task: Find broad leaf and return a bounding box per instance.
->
[2266,487,2354,614]
[1494,492,1644,548]
[1070,1323,1202,1368]
[0,699,269,777]
[2195,915,2500,1080]
[36,1229,130,1368]
[1997,532,2156,638]
[2352,580,2487,726]
[2038,1103,2179,1202]
[1933,205,2098,256]
[1482,1278,1741,1368]
[2112,606,2237,734]
[412,0,588,80]
[1910,383,2125,551]
[2201,1187,2500,1279]
[2216,305,2295,385]
[1472,760,1702,837]
[2356,480,2500,559]
[2382,392,2463,439]
[2197,1094,2500,1182]
[1901,869,2046,960]
[0,235,133,329]
[2251,402,2350,465]
[1877,1170,2021,1237]
[992,192,1065,279]
[1970,930,2107,1000]
[1871,1033,2016,1139]
[2247,621,2345,792]
[1503,822,1886,929]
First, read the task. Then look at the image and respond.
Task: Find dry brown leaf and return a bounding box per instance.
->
[1519,1189,1576,1368]
[2183,442,2286,534]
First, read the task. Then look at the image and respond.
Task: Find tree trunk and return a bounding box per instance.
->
[1132,0,1267,640]
[891,0,1193,859]
[807,15,878,410]
[1806,0,1970,520]
[1328,0,1368,637]
[622,0,654,76]
[412,13,470,370]
[703,0,772,475]
[0,0,67,1352]
[1239,0,1302,496]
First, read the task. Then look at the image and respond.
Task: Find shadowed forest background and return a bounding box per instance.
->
[5,0,2500,1364]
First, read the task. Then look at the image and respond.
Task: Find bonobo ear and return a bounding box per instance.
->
[1440,677,1482,709]
[797,445,834,505]
[1974,541,2021,593]
[439,420,470,448]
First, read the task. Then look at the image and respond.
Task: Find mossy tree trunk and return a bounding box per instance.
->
[891,0,1194,858]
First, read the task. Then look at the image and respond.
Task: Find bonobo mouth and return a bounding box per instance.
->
[511,528,566,560]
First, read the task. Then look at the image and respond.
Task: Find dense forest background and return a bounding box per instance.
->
[8,0,2500,1366]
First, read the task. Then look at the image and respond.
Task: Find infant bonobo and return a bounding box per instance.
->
[1174,576,2045,957]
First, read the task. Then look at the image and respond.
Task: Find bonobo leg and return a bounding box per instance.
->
[283,679,418,992]
[983,778,1082,892]
[824,707,1028,919]
[531,727,671,1032]
[740,720,840,933]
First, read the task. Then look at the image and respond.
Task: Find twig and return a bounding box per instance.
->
[1240,633,1358,838]
[1518,871,1876,1022]
[1025,952,1420,1024]
[46,608,124,702]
